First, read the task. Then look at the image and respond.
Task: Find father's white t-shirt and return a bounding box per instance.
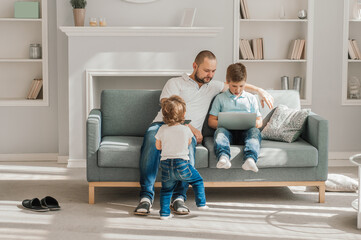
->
[153,73,224,131]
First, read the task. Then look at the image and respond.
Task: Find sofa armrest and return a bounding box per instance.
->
[87,109,102,154]
[87,109,102,182]
[301,113,328,175]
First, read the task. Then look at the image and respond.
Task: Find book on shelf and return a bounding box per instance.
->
[26,78,43,100]
[348,39,357,60]
[287,39,305,60]
[239,38,264,60]
[251,38,264,60]
[240,0,249,19]
[244,39,254,60]
[296,39,305,60]
[239,39,248,59]
[351,39,361,60]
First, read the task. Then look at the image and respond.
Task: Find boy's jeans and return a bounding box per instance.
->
[139,122,197,203]
[214,127,262,162]
[159,159,206,217]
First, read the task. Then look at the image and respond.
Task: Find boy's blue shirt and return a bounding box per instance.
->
[209,90,262,117]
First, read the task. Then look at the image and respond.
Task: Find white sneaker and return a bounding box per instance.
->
[160,214,174,220]
[242,158,259,172]
[216,156,231,169]
[198,205,209,210]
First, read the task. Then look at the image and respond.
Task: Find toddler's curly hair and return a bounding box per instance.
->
[161,95,186,126]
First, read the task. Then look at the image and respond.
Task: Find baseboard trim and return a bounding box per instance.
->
[57,156,69,164]
[0,153,58,162]
[67,158,86,168]
[328,152,360,167]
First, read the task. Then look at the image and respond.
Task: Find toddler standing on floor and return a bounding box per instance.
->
[155,95,208,220]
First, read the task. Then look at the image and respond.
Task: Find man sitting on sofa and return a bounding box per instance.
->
[134,50,274,216]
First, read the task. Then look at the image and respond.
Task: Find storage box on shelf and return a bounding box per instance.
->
[0,0,47,106]
[233,0,313,105]
[342,0,361,105]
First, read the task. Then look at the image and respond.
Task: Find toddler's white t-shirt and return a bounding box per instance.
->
[155,124,194,161]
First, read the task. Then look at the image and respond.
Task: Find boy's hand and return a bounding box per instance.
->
[256,118,263,128]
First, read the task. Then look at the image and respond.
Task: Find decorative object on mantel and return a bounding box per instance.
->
[99,18,107,27]
[89,17,97,27]
[70,0,87,26]
[180,8,197,27]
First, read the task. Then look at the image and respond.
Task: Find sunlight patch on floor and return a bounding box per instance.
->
[0,228,47,240]
[0,165,67,174]
[0,201,54,224]
[0,164,70,180]
[0,173,69,180]
[206,202,355,212]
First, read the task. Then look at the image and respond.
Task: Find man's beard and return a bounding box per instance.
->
[194,70,212,84]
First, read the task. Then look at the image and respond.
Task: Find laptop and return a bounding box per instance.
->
[217,112,257,130]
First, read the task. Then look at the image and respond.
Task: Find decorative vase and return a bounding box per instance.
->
[73,8,86,26]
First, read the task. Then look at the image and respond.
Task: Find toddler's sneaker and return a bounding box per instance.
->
[160,214,174,220]
[216,156,231,169]
[197,205,209,210]
[242,158,259,172]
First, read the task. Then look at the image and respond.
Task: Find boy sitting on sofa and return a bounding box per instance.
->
[208,63,262,172]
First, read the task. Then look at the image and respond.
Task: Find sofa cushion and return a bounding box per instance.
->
[98,136,208,168]
[101,90,161,137]
[203,136,318,169]
[261,105,310,143]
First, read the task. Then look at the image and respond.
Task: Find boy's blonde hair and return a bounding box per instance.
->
[161,95,186,126]
[226,63,247,83]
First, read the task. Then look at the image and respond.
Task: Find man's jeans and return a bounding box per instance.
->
[139,122,197,202]
[214,127,262,162]
[159,159,206,217]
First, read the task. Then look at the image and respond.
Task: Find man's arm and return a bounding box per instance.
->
[208,115,218,129]
[222,82,274,109]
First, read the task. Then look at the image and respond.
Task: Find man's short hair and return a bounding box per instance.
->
[194,50,216,65]
[226,63,247,83]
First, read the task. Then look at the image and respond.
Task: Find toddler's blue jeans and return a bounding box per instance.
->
[159,158,206,217]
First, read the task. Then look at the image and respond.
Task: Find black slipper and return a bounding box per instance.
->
[22,198,49,212]
[41,196,61,211]
[170,199,190,215]
[134,201,151,216]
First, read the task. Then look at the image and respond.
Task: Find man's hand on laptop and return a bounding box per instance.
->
[188,124,203,144]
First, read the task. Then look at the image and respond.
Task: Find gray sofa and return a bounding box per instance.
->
[87,89,328,204]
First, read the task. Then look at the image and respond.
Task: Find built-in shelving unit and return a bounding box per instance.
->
[233,0,313,105]
[0,0,48,106]
[342,0,361,105]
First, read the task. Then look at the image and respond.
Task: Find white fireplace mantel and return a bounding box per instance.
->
[59,26,223,37]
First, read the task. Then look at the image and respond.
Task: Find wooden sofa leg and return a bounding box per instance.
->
[318,183,325,203]
[89,184,95,204]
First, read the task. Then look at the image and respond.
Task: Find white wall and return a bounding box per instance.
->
[312,0,361,152]
[0,0,359,159]
[0,0,58,155]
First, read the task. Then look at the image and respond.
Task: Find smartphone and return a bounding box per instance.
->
[183,120,191,125]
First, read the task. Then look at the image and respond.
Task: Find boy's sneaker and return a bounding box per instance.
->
[216,156,231,169]
[242,158,259,172]
[160,214,174,220]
